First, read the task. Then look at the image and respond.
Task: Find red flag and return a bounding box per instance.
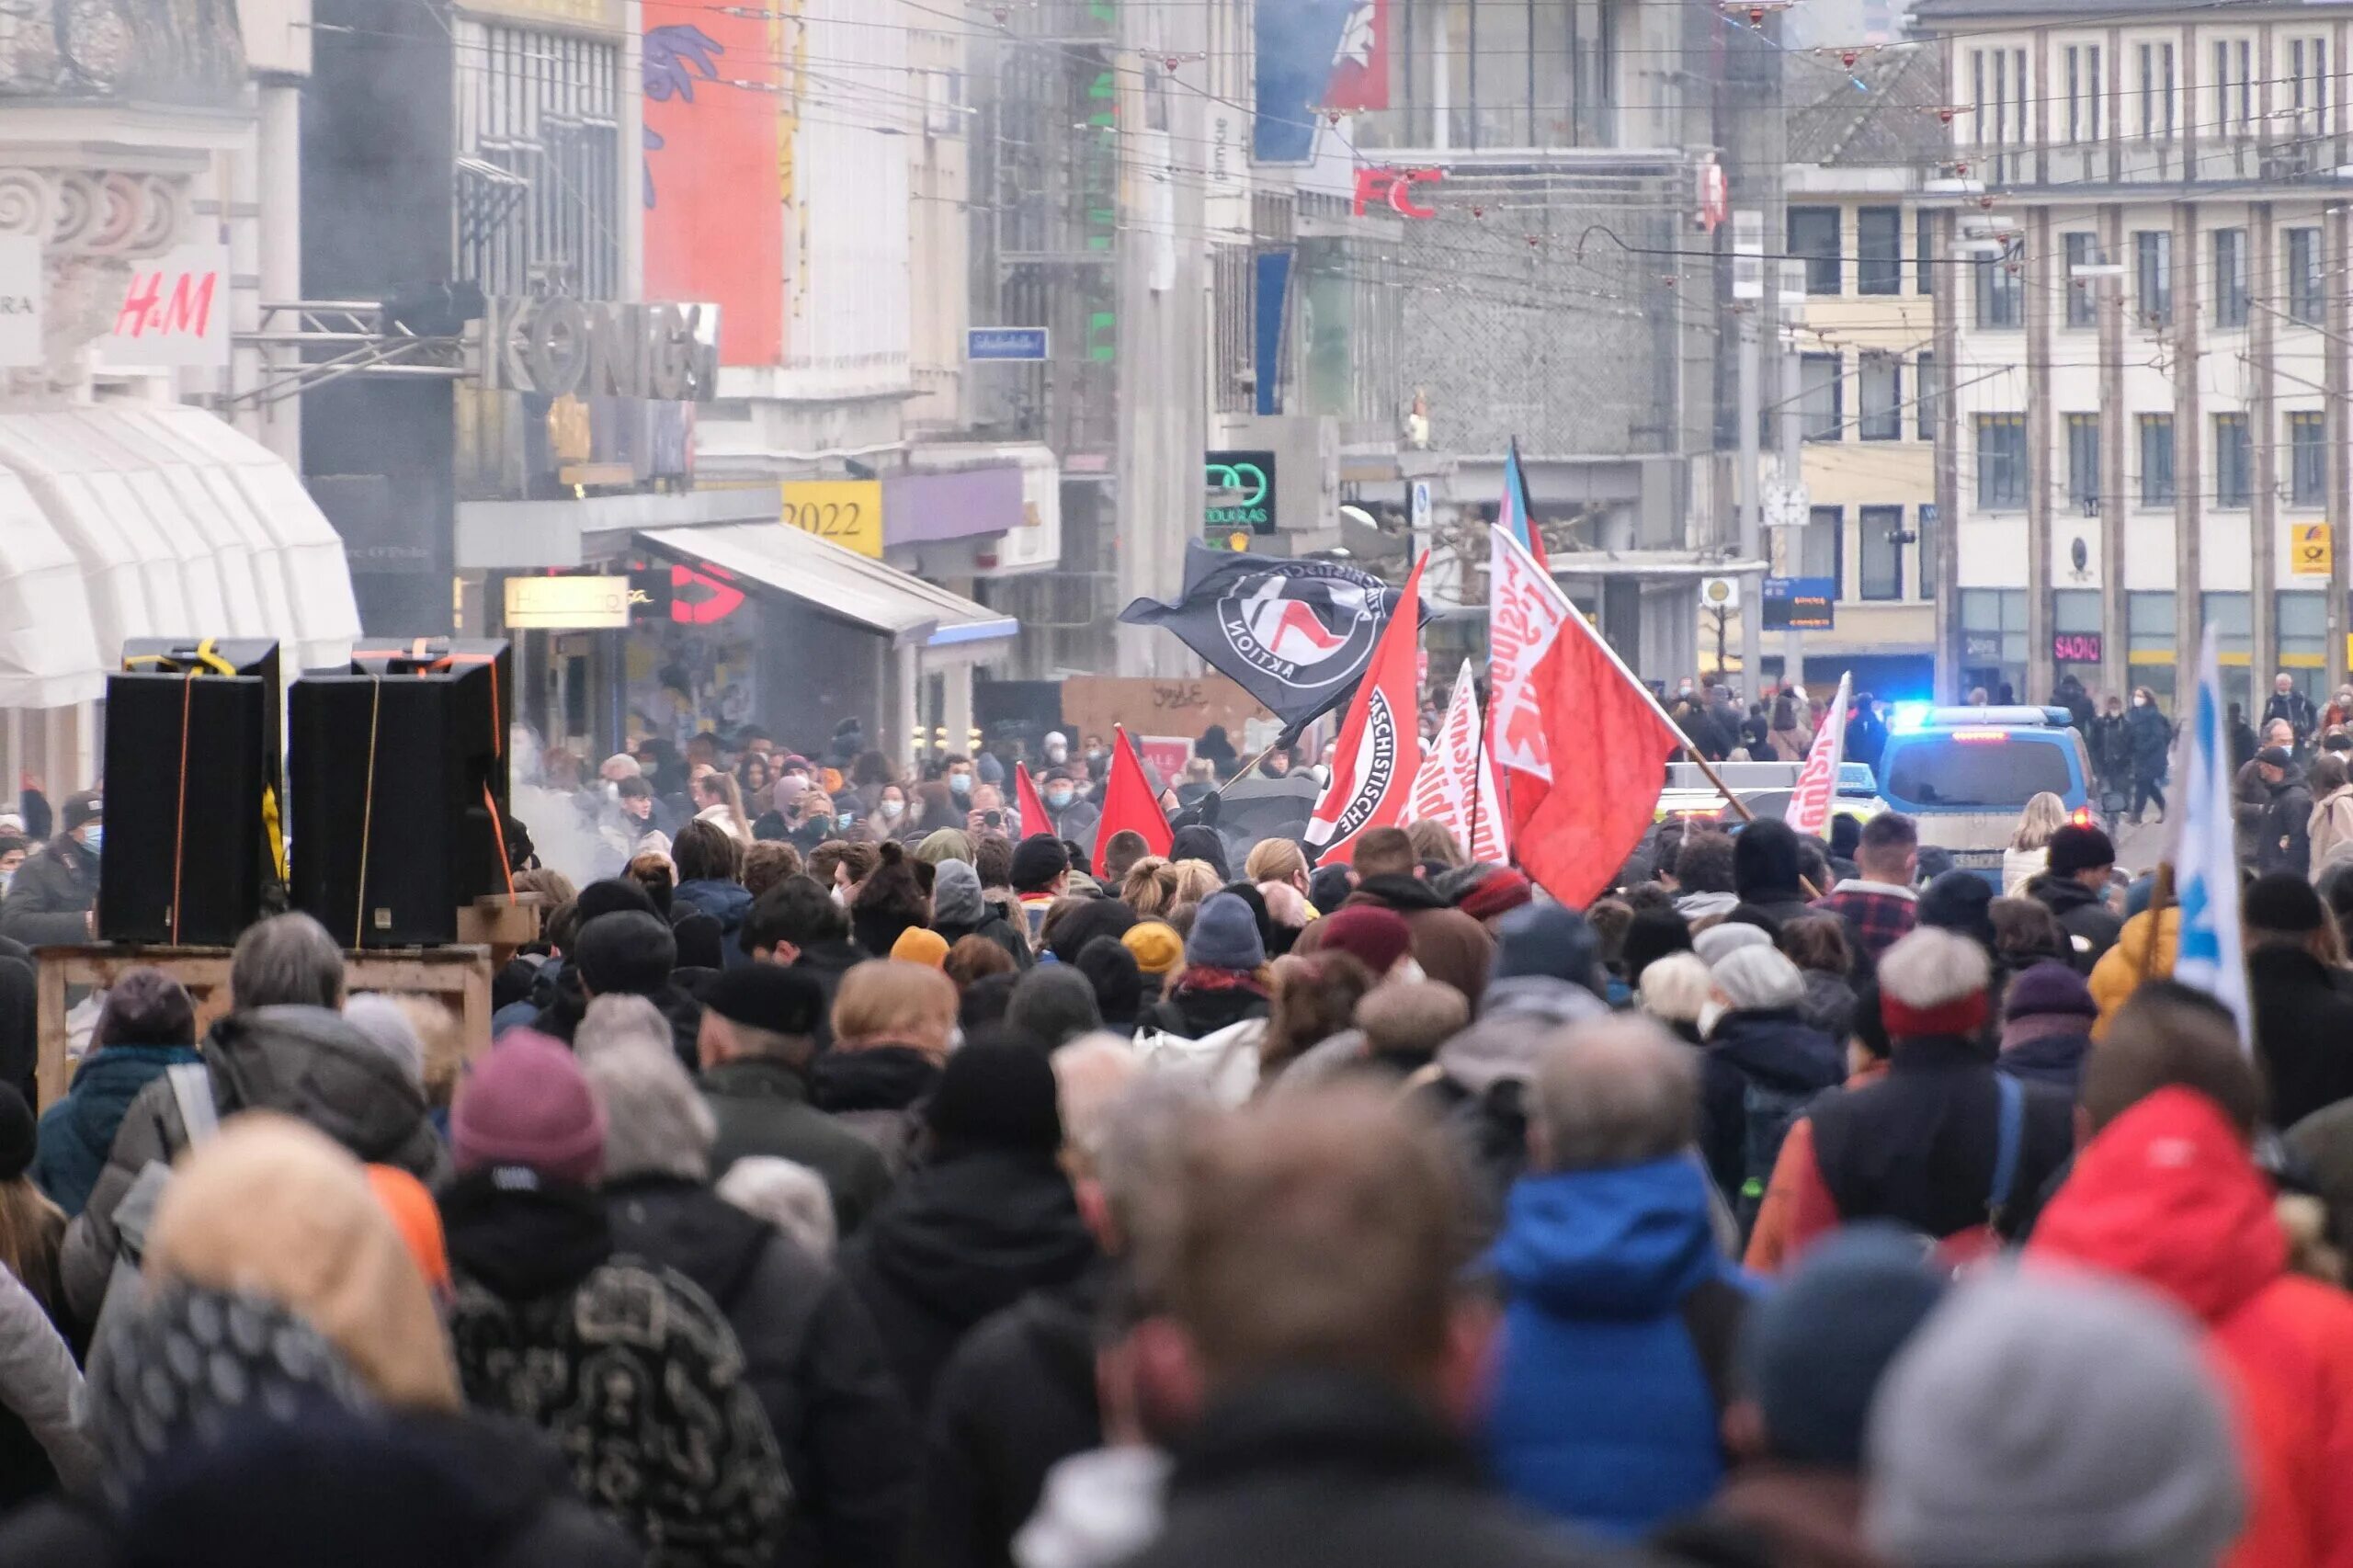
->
[1014,762,1050,839]
[1308,553,1427,865]
[1096,725,1173,873]
[1489,523,1569,838]
[1408,658,1509,863]
[1508,546,1685,906]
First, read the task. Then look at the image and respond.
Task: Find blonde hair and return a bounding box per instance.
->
[697,769,752,841]
[1123,857,1180,917]
[0,1179,63,1320]
[1405,818,1464,869]
[1170,859,1222,905]
[385,994,466,1109]
[831,960,960,1057]
[1638,952,1715,1028]
[1244,837,1308,888]
[2011,791,2071,852]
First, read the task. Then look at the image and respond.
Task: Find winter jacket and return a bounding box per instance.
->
[930,860,1030,969]
[702,1056,896,1237]
[1699,1009,1844,1220]
[2266,687,2320,740]
[2261,775,2318,877]
[0,1265,94,1506]
[0,835,96,949]
[605,1175,916,1568]
[905,1265,1108,1568]
[531,978,704,1073]
[2023,872,2123,974]
[1125,1369,1622,1568]
[1995,1017,2093,1094]
[2031,1088,2353,1568]
[1651,1468,1889,1568]
[2087,712,2131,779]
[2248,946,2353,1131]
[2313,785,2353,875]
[2126,701,2173,777]
[2089,905,2179,1035]
[676,879,756,971]
[1485,1157,1751,1540]
[1429,976,1610,1244]
[31,1042,199,1218]
[1297,875,1495,1007]
[1999,846,2046,898]
[1795,971,1857,1043]
[1135,980,1268,1044]
[812,1044,941,1178]
[840,1144,1095,1418]
[60,1005,451,1329]
[1809,881,1918,970]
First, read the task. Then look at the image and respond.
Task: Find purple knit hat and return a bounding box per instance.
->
[452,1029,606,1185]
[2003,960,2097,1024]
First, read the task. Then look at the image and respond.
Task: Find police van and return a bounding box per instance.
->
[1873,706,2097,877]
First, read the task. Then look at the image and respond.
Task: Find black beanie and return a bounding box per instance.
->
[2245,872,2325,935]
[1620,905,1695,985]
[923,1042,1063,1153]
[0,1085,35,1181]
[575,878,659,926]
[575,910,676,996]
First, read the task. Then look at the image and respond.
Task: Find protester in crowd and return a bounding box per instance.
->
[2265,669,2320,744]
[1097,830,1152,890]
[0,790,100,948]
[694,768,755,845]
[2001,792,2070,897]
[698,964,894,1237]
[2127,687,2175,824]
[1254,951,1378,1088]
[60,913,449,1330]
[1989,896,2074,984]
[1486,1017,1752,1540]
[1994,960,2098,1095]
[2252,744,2317,878]
[745,874,867,1043]
[1074,938,1146,1037]
[1700,946,1843,1228]
[2022,824,2123,973]
[1864,1270,2245,1568]
[840,1044,1095,1418]
[614,775,674,859]
[551,909,703,1067]
[1668,832,1742,924]
[1121,858,1179,920]
[1619,905,1695,994]
[1242,837,1315,913]
[1120,918,1184,989]
[2089,881,2181,1033]
[31,967,199,1218]
[1406,819,1466,871]
[847,841,927,959]
[1743,926,2074,1271]
[1779,915,1858,1043]
[439,1029,790,1564]
[1730,820,1819,932]
[931,857,1029,970]
[672,819,753,971]
[1765,691,1813,762]
[945,933,1017,996]
[1294,828,1494,1006]
[1011,836,1074,940]
[1310,904,1416,983]
[1135,892,1271,1061]
[2308,753,2353,874]
[813,960,958,1177]
[2240,872,2353,1131]
[1809,813,1919,970]
[1008,969,1107,1052]
[1640,952,1713,1046]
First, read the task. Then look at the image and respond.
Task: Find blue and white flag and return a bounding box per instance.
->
[2171,624,2251,1047]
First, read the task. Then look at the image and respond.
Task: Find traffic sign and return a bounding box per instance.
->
[1410,480,1432,535]
[1699,575,1741,610]
[967,327,1050,361]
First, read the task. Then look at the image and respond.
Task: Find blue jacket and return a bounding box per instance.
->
[32,1042,201,1216]
[674,879,754,970]
[1484,1156,1750,1540]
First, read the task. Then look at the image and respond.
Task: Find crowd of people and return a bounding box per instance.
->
[0,708,2346,1568]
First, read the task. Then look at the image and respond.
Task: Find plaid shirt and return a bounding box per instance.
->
[1812,881,1918,963]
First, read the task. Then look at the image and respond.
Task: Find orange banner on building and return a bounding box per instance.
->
[642,0,781,365]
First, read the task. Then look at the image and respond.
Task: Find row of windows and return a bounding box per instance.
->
[1964,36,2331,146]
[1787,207,1934,297]
[1971,225,2327,330]
[1792,504,1934,603]
[1795,351,1927,442]
[1973,410,2330,509]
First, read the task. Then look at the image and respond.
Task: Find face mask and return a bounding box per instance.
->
[830,884,847,906]
[1046,789,1074,809]
[835,812,855,830]
[1699,1000,1727,1039]
[880,799,904,819]
[1045,746,1067,764]
[80,825,101,857]
[1086,749,1106,766]
[2133,696,2148,707]
[949,774,972,797]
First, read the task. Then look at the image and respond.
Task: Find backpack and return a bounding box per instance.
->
[93,1064,220,1342]
[1735,1079,1813,1240]
[1930,1073,2027,1272]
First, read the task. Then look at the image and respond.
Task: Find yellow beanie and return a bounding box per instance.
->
[1121,919,1184,978]
[892,927,950,969]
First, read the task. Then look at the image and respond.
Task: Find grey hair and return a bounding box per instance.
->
[1532,1015,1700,1172]
[1639,952,1714,1027]
[1087,1071,1217,1249]
[583,1038,715,1182]
[230,913,346,1011]
[717,1157,836,1262]
[1051,1032,1142,1161]
[341,994,424,1089]
[574,994,676,1066]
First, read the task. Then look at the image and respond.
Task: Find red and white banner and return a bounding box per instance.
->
[1489,517,1571,836]
[1409,658,1509,864]
[1308,553,1427,864]
[1783,671,1853,840]
[1490,526,1686,905]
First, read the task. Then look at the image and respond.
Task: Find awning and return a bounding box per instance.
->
[637,521,1017,653]
[0,405,361,707]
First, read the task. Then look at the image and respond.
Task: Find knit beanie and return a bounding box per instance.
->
[1006,967,1104,1051]
[1733,818,1804,899]
[704,963,826,1037]
[451,1030,606,1185]
[924,1042,1063,1152]
[1122,920,1184,978]
[891,927,950,968]
[1313,905,1415,977]
[1693,921,1773,967]
[0,1085,34,1182]
[1187,892,1266,971]
[1878,926,1993,1040]
[1865,1269,2245,1568]
[2244,870,2326,935]
[1491,903,1603,992]
[1711,945,1806,1012]
[1917,869,1998,954]
[2045,824,2116,879]
[2002,960,2097,1025]
[1456,868,1534,924]
[1010,835,1072,894]
[1619,906,1694,986]
[1741,1223,1946,1468]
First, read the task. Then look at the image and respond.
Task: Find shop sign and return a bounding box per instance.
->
[481,298,721,402]
[97,244,225,369]
[2292,522,2333,578]
[782,479,884,558]
[2053,631,2103,664]
[0,235,40,369]
[1205,450,1277,539]
[505,574,633,630]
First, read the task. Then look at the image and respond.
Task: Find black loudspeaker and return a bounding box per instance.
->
[100,641,285,947]
[349,639,514,824]
[288,642,512,949]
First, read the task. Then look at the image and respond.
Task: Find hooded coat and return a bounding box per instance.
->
[2023,871,2124,973]
[31,1040,200,1217]
[1699,1009,1844,1218]
[1429,975,1609,1244]
[2030,1088,2353,1568]
[929,860,1029,968]
[1484,1156,1751,1540]
[674,878,755,971]
[1297,875,1494,1007]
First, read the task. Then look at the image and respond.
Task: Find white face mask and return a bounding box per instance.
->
[1699,1000,1728,1038]
[2133,696,2148,707]
[949,774,972,797]
[880,799,904,819]
[1046,788,1074,809]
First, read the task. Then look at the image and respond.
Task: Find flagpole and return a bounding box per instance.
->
[1468,672,1489,858]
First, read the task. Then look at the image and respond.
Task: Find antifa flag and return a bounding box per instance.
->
[1306,553,1427,865]
[1119,544,1425,730]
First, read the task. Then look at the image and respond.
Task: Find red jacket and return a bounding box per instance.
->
[2029,1088,2353,1568]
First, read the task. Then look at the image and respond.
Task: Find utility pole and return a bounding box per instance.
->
[1778,257,1807,699]
[1733,210,1766,698]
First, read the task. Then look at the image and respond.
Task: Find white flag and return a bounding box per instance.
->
[1783,672,1853,841]
[2171,625,2251,1047]
[1408,659,1510,864]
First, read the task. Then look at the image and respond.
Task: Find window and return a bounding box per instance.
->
[2289,227,2324,326]
[2291,411,2327,506]
[2212,229,2248,328]
[2139,414,2175,506]
[1976,414,2027,508]
[2137,42,2176,139]
[1800,353,1843,440]
[1860,506,1904,600]
[1915,351,1938,441]
[1801,506,1843,586]
[1859,354,1900,440]
[1884,735,2074,811]
[2214,413,2250,507]
[2292,37,2331,119]
[2066,413,2101,510]
[1916,216,1935,295]
[1858,208,1901,294]
[1971,45,2031,149]
[2212,39,2253,131]
[2063,233,2099,328]
[1918,503,1938,599]
[2065,43,2105,141]
[2135,231,2171,324]
[1790,207,1841,295]
[1976,255,2023,329]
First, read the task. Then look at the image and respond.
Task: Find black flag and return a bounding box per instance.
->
[1119,545,1426,729]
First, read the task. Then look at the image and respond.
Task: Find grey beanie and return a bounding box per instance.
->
[1865,1268,2245,1568]
[1693,921,1773,967]
[1186,892,1266,971]
[1710,944,1805,1012]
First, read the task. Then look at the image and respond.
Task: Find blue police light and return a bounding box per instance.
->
[1891,701,1934,733]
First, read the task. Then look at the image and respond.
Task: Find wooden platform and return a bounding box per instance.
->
[33,944,494,1108]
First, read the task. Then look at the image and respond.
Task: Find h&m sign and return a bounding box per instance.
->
[481,298,721,403]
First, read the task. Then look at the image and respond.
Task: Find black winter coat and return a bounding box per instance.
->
[1699,1009,1844,1211]
[904,1264,1108,1568]
[2260,778,2316,876]
[0,835,95,949]
[703,1056,897,1236]
[1120,1369,1621,1568]
[2126,703,2173,777]
[1136,983,1269,1042]
[605,1176,916,1568]
[2248,946,2353,1131]
[2024,872,2124,973]
[840,1144,1095,1417]
[812,1044,942,1178]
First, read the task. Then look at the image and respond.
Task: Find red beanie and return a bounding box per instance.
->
[1458,869,1534,923]
[1314,905,1415,976]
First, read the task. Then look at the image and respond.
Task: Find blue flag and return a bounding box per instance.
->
[2171,624,2251,1047]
